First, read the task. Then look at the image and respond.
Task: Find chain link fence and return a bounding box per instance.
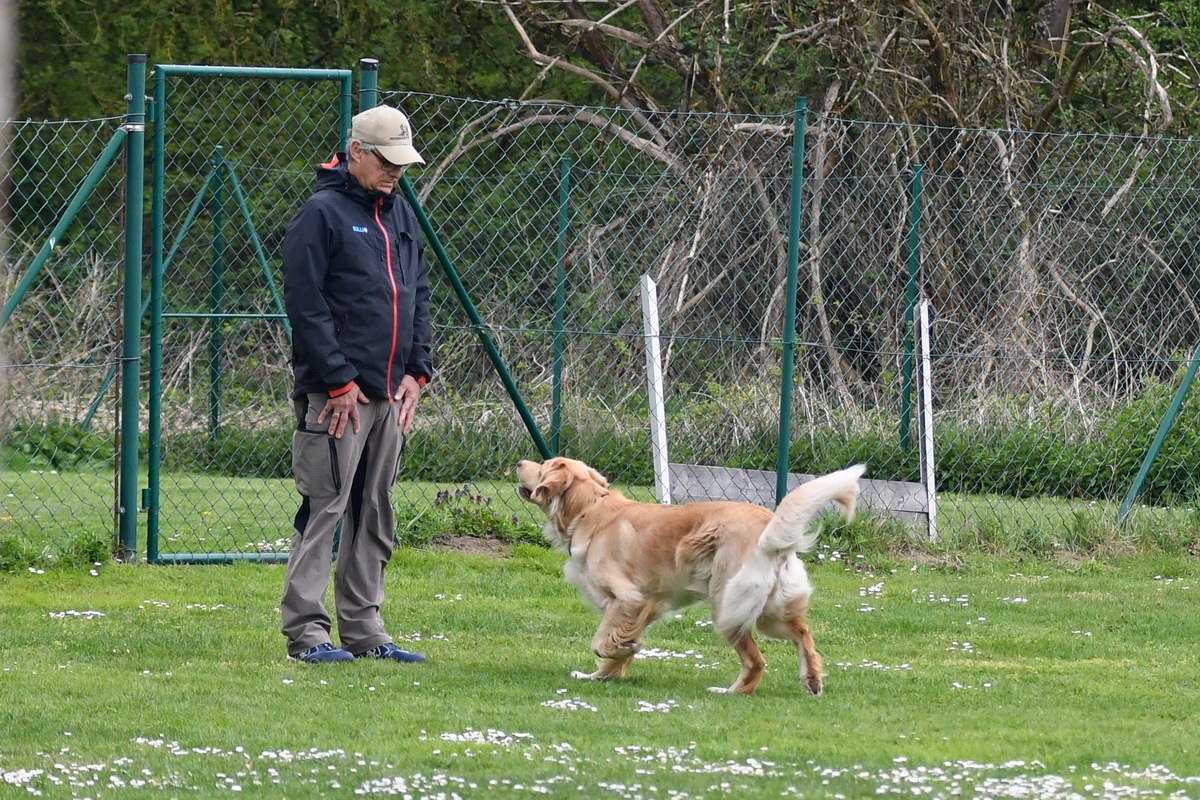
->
[4,75,1200,565]
[1,117,128,566]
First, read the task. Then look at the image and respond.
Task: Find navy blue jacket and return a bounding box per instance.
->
[283,154,433,400]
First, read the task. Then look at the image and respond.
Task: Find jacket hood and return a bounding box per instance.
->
[314,152,397,211]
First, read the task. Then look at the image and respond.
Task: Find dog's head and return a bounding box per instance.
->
[516,457,609,548]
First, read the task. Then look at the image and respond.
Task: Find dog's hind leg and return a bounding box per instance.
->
[708,634,766,695]
[783,602,824,695]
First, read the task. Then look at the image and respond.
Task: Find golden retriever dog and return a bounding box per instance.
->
[516,457,865,695]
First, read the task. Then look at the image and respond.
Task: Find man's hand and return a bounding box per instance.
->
[394,375,423,434]
[318,382,369,438]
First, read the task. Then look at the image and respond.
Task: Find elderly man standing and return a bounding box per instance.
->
[280,105,433,664]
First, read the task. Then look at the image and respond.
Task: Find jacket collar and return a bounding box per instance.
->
[314,152,396,211]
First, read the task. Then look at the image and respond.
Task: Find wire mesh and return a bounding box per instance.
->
[393,92,1200,541]
[7,83,1200,565]
[1,117,127,564]
[395,92,805,482]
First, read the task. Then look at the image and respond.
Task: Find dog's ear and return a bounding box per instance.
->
[531,462,570,505]
[588,467,609,488]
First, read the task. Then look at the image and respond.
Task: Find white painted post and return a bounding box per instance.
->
[641,275,671,504]
[916,299,938,542]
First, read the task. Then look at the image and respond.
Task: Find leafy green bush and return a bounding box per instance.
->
[1,422,114,470]
[0,536,39,572]
[62,532,114,568]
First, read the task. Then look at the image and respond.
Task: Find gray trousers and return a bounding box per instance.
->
[281,393,405,656]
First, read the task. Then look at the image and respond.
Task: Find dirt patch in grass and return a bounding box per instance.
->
[432,534,510,557]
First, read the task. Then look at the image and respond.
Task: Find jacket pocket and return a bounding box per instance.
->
[292,430,343,498]
[394,231,414,281]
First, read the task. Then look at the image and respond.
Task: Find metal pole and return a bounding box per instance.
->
[1117,346,1200,524]
[117,54,147,562]
[916,299,938,542]
[775,97,807,505]
[155,64,351,80]
[358,58,379,112]
[209,148,225,440]
[642,275,670,504]
[339,71,354,151]
[146,62,167,564]
[1,128,127,327]
[551,156,570,454]
[900,164,922,450]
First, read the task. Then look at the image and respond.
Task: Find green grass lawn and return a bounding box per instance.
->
[2,547,1199,798]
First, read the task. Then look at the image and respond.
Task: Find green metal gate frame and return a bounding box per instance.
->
[140,58,552,564]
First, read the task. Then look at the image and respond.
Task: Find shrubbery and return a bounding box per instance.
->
[1,422,115,471]
[7,378,1199,506]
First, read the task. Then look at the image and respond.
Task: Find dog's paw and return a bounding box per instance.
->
[707,686,731,694]
[805,676,824,695]
[593,640,641,660]
[571,670,597,680]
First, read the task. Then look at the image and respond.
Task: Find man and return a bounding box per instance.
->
[280,105,433,664]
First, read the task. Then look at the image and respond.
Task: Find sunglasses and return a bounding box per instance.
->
[369,149,407,175]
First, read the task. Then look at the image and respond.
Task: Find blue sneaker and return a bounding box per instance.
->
[290,642,354,663]
[354,642,426,663]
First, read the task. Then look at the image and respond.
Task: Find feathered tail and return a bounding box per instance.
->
[715,464,866,642]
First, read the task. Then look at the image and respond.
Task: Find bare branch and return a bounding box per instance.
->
[758,18,842,66]
[498,0,663,126]
[418,106,685,204]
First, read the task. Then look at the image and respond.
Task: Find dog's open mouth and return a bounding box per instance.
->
[518,486,532,500]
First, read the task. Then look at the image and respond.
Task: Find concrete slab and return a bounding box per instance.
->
[667,463,929,531]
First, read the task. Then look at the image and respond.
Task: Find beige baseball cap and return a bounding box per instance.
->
[350,105,425,166]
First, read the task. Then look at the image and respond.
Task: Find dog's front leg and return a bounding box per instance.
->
[592,594,661,658]
[570,596,658,681]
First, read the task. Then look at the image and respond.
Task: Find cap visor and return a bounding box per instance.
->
[377,144,425,166]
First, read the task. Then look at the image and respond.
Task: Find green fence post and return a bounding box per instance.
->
[359,58,379,111]
[900,164,922,450]
[146,62,167,564]
[118,54,147,562]
[551,155,570,455]
[1117,346,1200,524]
[0,128,127,328]
[775,98,807,505]
[340,69,354,150]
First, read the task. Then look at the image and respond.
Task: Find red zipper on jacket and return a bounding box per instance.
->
[374,197,401,402]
